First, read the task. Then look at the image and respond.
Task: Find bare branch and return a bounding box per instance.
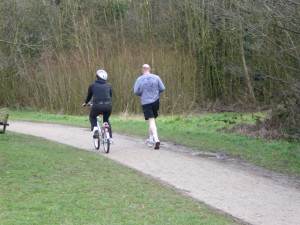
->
[0,39,43,49]
[265,76,300,92]
[276,24,300,35]
[286,0,300,6]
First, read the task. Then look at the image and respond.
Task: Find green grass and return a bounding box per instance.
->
[9,109,300,177]
[10,109,88,127]
[0,132,240,225]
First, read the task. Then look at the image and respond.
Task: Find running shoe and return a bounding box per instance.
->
[154,141,160,150]
[147,139,154,147]
[93,130,99,138]
[109,139,114,144]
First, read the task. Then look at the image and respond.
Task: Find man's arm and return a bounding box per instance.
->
[158,77,165,93]
[134,78,142,96]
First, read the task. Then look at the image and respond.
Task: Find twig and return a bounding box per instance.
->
[0,39,43,48]
[276,25,300,35]
[286,0,300,6]
[265,75,300,91]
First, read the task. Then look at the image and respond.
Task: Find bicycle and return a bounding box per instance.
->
[84,103,111,153]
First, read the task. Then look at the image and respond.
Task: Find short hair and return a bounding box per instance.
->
[142,64,150,69]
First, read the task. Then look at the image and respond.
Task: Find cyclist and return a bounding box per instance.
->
[134,64,165,149]
[82,69,113,141]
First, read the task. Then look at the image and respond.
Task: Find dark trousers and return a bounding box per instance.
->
[90,104,112,138]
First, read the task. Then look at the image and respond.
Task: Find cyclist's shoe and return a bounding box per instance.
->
[154,141,160,150]
[109,139,114,144]
[93,130,99,138]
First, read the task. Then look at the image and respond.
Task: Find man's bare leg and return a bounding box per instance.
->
[149,118,160,149]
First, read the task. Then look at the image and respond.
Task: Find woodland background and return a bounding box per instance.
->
[0,0,299,124]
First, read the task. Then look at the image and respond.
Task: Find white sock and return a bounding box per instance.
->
[153,134,159,143]
[149,118,159,143]
[93,126,98,132]
[149,134,154,143]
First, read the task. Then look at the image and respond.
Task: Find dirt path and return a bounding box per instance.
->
[9,121,300,225]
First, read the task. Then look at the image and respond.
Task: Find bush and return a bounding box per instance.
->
[263,91,300,141]
[223,87,300,142]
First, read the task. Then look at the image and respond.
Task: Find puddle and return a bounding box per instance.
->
[191,151,221,159]
[162,141,225,159]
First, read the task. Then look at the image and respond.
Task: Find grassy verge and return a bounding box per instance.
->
[0,132,240,225]
[9,109,300,177]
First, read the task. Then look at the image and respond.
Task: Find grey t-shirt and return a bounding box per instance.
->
[134,73,165,105]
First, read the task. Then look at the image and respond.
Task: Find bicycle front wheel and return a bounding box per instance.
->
[102,130,110,153]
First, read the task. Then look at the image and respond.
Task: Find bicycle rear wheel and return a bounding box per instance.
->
[93,134,100,150]
[102,129,110,153]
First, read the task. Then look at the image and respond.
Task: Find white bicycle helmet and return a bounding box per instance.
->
[96,69,108,80]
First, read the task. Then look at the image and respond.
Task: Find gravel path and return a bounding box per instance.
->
[9,121,300,225]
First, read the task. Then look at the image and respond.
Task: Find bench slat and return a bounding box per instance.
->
[0,113,9,134]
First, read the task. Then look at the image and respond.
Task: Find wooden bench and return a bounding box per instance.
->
[0,113,9,134]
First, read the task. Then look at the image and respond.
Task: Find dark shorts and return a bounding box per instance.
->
[142,99,160,120]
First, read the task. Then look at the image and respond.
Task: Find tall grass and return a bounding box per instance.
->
[10,45,199,115]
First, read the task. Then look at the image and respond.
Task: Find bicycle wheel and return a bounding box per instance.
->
[102,129,110,153]
[93,133,100,150]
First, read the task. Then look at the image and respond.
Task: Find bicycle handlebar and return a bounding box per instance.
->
[82,102,93,107]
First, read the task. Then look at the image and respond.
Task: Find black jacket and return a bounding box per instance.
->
[84,79,112,104]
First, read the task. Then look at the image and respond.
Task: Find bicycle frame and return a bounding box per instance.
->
[94,114,110,153]
[96,115,110,139]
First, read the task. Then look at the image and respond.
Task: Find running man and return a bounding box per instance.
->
[134,64,165,149]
